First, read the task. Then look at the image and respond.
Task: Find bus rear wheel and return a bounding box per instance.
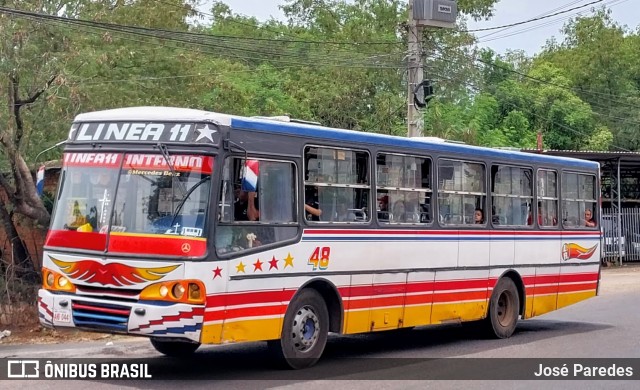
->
[485,277,519,339]
[269,288,329,369]
[150,337,200,357]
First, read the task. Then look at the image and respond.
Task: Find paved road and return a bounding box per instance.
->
[2,266,639,389]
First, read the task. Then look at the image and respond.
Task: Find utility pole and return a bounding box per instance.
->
[406,0,457,138]
[407,0,424,138]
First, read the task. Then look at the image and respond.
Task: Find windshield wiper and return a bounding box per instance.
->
[157,143,187,212]
[169,176,211,231]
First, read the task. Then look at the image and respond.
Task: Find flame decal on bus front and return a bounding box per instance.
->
[50,257,179,286]
[561,243,598,261]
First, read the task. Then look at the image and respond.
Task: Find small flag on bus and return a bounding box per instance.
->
[36,164,45,196]
[241,160,259,192]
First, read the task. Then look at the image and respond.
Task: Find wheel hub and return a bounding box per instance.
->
[291,305,320,352]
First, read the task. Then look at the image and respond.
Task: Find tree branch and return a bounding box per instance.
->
[0,171,18,204]
[12,73,58,149]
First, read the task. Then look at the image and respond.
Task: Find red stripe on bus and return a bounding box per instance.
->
[202,272,597,313]
[204,304,285,322]
[137,309,204,329]
[558,282,598,293]
[108,235,206,257]
[432,290,488,303]
[45,230,107,252]
[345,295,406,310]
[206,290,295,307]
[72,303,130,316]
[404,293,434,306]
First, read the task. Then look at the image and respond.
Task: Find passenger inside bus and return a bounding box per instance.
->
[474,208,484,224]
[304,185,322,221]
[234,188,260,221]
[584,209,596,227]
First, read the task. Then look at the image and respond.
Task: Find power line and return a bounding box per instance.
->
[425,67,632,152]
[427,49,640,128]
[477,0,623,43]
[424,43,640,111]
[464,0,606,33]
[0,6,407,69]
[476,0,587,40]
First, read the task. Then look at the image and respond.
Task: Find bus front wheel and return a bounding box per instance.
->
[150,337,200,357]
[269,288,329,369]
[486,277,519,339]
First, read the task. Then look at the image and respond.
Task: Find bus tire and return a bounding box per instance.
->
[270,288,329,369]
[150,337,200,357]
[486,277,519,339]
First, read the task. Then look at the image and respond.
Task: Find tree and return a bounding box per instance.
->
[0,0,199,273]
[540,9,638,150]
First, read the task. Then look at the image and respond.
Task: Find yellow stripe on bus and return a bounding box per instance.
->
[200,289,597,344]
[557,290,597,310]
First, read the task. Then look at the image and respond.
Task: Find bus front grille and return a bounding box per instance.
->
[72,300,131,331]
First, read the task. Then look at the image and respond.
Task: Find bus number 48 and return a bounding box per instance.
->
[308,247,330,270]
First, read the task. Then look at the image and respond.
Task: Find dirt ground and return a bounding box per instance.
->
[2,264,638,346]
[0,324,130,345]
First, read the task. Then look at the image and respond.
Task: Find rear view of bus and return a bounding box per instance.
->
[39,107,220,356]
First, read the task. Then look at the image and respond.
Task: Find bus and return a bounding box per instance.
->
[39,107,601,369]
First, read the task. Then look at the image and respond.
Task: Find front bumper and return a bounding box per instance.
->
[38,289,204,342]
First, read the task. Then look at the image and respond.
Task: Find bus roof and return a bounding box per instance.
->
[72,107,599,170]
[232,117,599,170]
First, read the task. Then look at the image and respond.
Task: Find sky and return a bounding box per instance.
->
[205,0,638,55]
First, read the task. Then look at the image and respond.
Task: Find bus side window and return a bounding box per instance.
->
[305,146,371,224]
[561,172,597,229]
[215,157,298,255]
[377,153,431,225]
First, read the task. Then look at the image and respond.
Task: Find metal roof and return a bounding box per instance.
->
[521,149,640,169]
[233,117,600,169]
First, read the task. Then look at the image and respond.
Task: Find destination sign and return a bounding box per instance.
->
[69,122,220,144]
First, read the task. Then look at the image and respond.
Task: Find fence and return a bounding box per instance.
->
[602,208,640,264]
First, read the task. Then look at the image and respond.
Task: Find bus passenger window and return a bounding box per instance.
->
[438,160,485,226]
[491,165,533,227]
[216,157,298,255]
[376,153,431,225]
[304,146,371,224]
[561,173,597,229]
[537,170,558,228]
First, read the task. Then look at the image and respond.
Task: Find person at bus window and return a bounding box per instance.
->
[234,189,259,221]
[304,185,322,221]
[474,208,484,224]
[584,209,596,227]
[378,195,389,212]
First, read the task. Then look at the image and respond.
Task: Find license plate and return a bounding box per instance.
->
[53,310,71,323]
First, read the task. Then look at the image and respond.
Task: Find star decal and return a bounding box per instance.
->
[269,256,278,270]
[284,253,294,268]
[253,259,263,272]
[213,266,223,279]
[195,124,217,142]
[236,261,246,273]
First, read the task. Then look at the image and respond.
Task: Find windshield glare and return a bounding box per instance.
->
[48,152,213,256]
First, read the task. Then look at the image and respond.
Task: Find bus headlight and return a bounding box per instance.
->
[42,268,76,293]
[188,283,201,300]
[58,276,69,288]
[159,285,169,298]
[45,271,55,288]
[172,283,185,300]
[140,280,205,304]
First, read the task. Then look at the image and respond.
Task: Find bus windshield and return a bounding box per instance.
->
[47,152,213,257]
